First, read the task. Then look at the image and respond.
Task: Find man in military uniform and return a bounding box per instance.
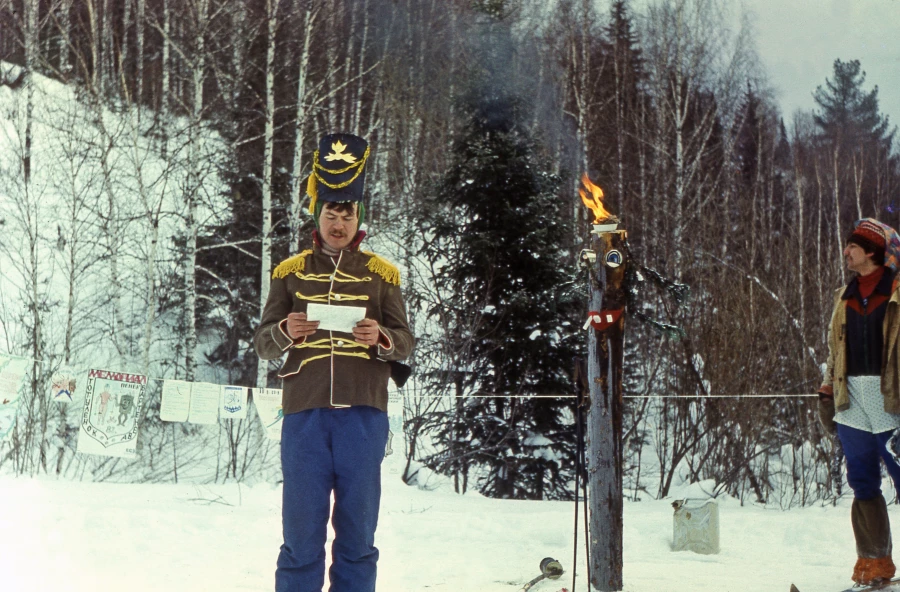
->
[254,133,414,592]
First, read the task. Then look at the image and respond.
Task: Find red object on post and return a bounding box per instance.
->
[586,309,623,331]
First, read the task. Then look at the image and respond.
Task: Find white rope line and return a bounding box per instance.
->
[2,353,819,400]
[626,393,818,399]
[395,392,819,399]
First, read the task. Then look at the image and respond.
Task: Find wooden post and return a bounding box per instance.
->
[586,228,626,591]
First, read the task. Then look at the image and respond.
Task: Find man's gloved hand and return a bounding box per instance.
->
[818,395,836,436]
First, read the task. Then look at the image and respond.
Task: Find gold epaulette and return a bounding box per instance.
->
[272,250,313,279]
[363,251,401,286]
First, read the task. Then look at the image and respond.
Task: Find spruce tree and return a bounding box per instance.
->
[812,59,898,223]
[813,59,893,147]
[417,88,581,500]
[732,83,761,188]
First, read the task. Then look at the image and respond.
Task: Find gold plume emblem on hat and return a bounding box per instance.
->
[324,140,358,164]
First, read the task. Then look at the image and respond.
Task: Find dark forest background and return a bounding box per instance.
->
[0,0,897,505]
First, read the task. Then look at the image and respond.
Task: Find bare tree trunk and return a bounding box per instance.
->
[833,145,842,231]
[136,0,145,108]
[852,147,864,219]
[161,0,170,116]
[102,0,112,93]
[794,141,806,374]
[570,0,591,225]
[351,0,370,135]
[86,0,100,88]
[612,35,626,222]
[257,0,278,388]
[122,0,131,84]
[829,147,844,284]
[673,72,685,277]
[815,157,828,337]
[638,99,649,248]
[23,0,35,185]
[184,0,209,381]
[139,190,159,376]
[289,0,319,251]
[342,0,356,132]
[93,111,125,357]
[325,0,339,130]
[22,0,44,475]
[58,0,73,76]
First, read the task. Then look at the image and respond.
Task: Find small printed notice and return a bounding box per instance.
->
[0,355,29,402]
[188,382,220,424]
[160,380,192,422]
[253,388,283,441]
[0,355,30,442]
[77,369,147,458]
[50,370,78,403]
[306,303,366,333]
[220,385,248,420]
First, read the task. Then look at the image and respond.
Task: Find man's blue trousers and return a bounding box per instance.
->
[276,406,389,592]
[838,423,900,500]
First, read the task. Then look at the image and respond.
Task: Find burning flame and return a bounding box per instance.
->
[579,173,613,224]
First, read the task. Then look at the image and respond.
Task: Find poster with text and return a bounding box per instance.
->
[187,382,220,424]
[0,355,30,442]
[253,388,283,441]
[50,370,79,403]
[160,380,191,422]
[220,385,249,420]
[76,369,147,458]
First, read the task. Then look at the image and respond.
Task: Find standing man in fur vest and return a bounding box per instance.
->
[819,218,900,586]
[254,133,414,592]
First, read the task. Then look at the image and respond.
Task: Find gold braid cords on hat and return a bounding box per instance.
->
[307,146,371,213]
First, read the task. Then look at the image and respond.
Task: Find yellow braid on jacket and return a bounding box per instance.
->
[272,250,313,279]
[363,252,401,286]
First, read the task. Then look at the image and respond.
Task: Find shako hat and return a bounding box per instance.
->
[306,133,370,214]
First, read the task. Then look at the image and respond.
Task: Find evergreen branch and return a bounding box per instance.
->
[618,240,688,339]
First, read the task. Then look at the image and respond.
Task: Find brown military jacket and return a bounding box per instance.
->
[253,238,414,415]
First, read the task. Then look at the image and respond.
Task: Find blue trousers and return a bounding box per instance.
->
[838,423,900,500]
[276,406,389,592]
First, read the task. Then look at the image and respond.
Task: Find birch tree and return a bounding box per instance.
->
[288,0,322,252]
[256,0,279,388]
[641,0,750,277]
[182,0,210,381]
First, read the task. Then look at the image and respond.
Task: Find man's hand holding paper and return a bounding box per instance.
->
[286,312,319,339]
[305,303,367,334]
[352,318,382,347]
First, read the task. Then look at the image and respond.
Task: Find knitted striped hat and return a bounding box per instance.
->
[847,220,887,251]
[850,218,900,272]
[848,220,887,254]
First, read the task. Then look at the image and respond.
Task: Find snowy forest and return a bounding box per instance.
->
[0,0,898,509]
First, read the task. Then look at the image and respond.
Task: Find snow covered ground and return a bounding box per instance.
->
[0,444,885,592]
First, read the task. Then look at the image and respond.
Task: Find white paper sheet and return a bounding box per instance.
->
[305,303,366,333]
[220,385,248,420]
[253,388,283,441]
[76,369,146,458]
[160,380,192,422]
[188,382,220,424]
